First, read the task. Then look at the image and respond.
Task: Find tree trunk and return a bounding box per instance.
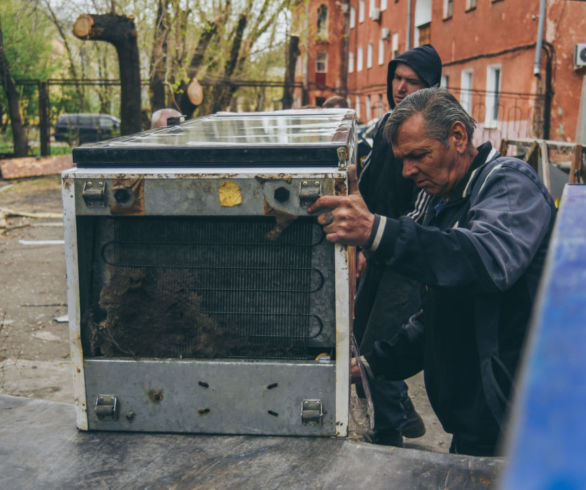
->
[282,34,300,109]
[0,18,27,156]
[210,13,248,114]
[174,20,217,117]
[149,0,170,112]
[73,13,142,135]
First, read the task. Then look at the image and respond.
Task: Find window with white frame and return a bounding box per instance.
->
[367,43,373,69]
[369,0,375,17]
[350,6,356,28]
[357,46,363,71]
[460,69,473,114]
[441,74,449,88]
[359,0,365,22]
[377,94,384,117]
[349,51,355,72]
[443,0,453,18]
[485,65,501,126]
[378,39,385,65]
[466,0,477,9]
[295,57,303,76]
[366,95,372,121]
[392,33,399,58]
[380,0,387,11]
[317,4,328,38]
[356,95,361,121]
[415,0,432,47]
[316,51,328,73]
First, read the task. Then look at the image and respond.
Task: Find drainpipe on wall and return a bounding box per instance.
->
[406,0,412,51]
[343,0,350,99]
[534,0,552,139]
[542,41,554,140]
[303,1,309,106]
[533,0,547,76]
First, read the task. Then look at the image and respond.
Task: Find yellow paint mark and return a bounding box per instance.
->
[218,180,242,207]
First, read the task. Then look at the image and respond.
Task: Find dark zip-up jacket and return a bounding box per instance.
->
[358,44,441,218]
[364,143,556,453]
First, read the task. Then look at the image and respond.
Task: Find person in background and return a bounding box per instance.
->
[322,95,348,108]
[309,88,556,456]
[151,108,183,128]
[352,44,442,447]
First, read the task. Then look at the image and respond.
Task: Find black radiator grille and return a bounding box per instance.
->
[86,216,333,360]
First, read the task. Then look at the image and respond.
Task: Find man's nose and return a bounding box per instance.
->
[402,160,417,178]
[397,80,407,93]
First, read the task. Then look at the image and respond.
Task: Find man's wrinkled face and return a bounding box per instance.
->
[392,63,426,107]
[393,113,461,197]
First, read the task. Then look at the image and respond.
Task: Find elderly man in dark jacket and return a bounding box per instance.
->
[353,44,442,447]
[309,88,556,456]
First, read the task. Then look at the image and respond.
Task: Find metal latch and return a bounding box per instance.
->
[82,180,107,208]
[301,399,324,425]
[95,394,119,420]
[299,181,321,208]
[337,147,349,170]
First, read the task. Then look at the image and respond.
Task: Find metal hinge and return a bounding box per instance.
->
[301,399,324,425]
[95,394,119,420]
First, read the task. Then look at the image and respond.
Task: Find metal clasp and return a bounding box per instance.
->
[337,147,349,170]
[301,399,324,425]
[299,180,321,208]
[95,394,119,420]
[82,180,107,208]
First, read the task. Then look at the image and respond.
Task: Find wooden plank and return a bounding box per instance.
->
[0,154,73,179]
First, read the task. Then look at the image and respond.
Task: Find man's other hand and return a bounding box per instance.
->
[308,194,375,247]
[350,357,361,383]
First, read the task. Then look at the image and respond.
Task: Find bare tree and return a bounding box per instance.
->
[42,0,85,110]
[282,34,300,109]
[149,0,171,111]
[0,17,27,156]
[73,13,142,135]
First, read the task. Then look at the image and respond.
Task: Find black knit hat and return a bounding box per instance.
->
[387,44,442,108]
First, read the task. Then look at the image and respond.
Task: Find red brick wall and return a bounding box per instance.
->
[297,0,586,143]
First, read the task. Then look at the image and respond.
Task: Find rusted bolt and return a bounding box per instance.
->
[149,390,163,402]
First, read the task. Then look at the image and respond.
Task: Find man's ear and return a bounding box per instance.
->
[448,121,469,153]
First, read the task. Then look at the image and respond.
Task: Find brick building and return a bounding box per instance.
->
[293,0,586,145]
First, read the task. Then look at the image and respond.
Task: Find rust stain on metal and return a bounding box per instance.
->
[149,390,163,402]
[255,174,293,184]
[110,177,145,215]
[263,199,297,240]
[218,180,243,207]
[334,178,347,196]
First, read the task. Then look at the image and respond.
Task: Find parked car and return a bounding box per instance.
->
[54,113,121,144]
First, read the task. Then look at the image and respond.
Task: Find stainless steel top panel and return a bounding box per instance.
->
[73,109,356,168]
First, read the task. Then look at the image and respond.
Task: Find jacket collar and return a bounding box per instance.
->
[457,142,499,199]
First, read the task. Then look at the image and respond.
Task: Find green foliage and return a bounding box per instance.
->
[0,0,63,129]
[0,0,58,81]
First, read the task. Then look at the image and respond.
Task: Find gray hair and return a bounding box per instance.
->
[384,87,476,147]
